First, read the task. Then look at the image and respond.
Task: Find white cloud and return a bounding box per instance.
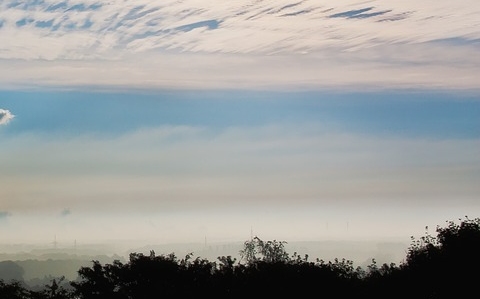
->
[0,109,14,125]
[1,0,479,56]
[0,0,479,89]
[1,44,479,91]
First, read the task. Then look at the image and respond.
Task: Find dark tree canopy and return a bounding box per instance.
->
[1,216,479,299]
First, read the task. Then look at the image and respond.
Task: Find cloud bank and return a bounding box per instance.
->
[0,109,14,125]
[2,124,479,213]
[0,0,479,90]
[1,123,479,243]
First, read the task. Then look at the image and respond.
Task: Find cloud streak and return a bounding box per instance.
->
[1,123,478,243]
[0,0,479,89]
[1,124,479,213]
[1,0,479,57]
[0,109,14,125]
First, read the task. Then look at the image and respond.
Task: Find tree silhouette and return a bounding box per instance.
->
[239,236,289,264]
[28,277,73,299]
[1,216,479,299]
[401,216,480,298]
[0,279,29,299]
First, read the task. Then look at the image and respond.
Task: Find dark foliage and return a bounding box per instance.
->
[400,216,480,299]
[1,216,479,299]
[0,280,29,299]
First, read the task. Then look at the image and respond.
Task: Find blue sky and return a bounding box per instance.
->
[0,0,479,253]
[2,89,479,138]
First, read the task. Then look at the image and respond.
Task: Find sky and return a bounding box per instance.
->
[0,0,479,254]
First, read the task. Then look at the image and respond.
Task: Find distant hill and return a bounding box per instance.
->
[0,249,126,288]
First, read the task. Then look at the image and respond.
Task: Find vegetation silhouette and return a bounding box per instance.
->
[1,216,479,299]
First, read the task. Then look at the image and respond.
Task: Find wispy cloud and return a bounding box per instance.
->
[2,124,479,213]
[0,109,14,125]
[1,0,479,57]
[0,0,479,89]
